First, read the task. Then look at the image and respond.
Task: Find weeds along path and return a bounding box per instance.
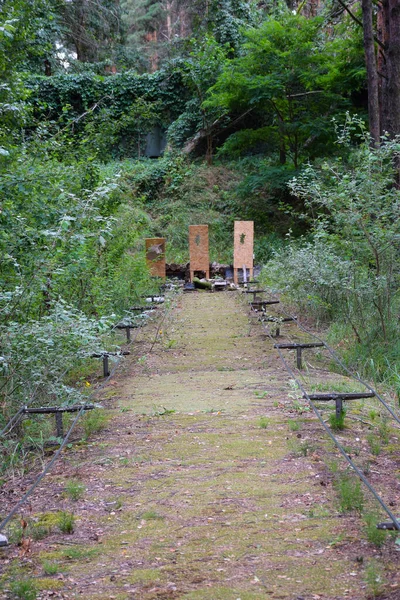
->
[2,292,399,599]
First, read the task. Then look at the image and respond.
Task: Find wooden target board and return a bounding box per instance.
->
[233,221,254,283]
[145,238,166,278]
[189,225,210,281]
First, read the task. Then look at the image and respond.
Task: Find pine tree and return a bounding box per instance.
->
[61,0,121,63]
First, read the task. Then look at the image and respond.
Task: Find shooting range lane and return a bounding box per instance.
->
[21,292,370,599]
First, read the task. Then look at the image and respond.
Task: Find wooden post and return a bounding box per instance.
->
[336,397,343,421]
[55,412,64,438]
[189,225,210,281]
[233,221,254,284]
[103,355,109,378]
[296,347,302,370]
[145,238,166,278]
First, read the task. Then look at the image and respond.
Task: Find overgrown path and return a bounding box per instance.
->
[2,292,396,599]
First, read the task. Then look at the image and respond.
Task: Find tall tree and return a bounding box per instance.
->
[61,0,121,63]
[205,15,349,168]
[385,0,400,138]
[354,0,400,140]
[362,0,380,144]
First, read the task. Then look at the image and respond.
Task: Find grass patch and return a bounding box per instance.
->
[254,391,268,399]
[9,580,37,600]
[65,479,85,501]
[367,433,381,456]
[61,546,99,561]
[363,513,388,547]
[36,578,64,591]
[334,473,363,514]
[310,380,363,394]
[141,510,165,520]
[328,409,346,431]
[7,520,51,545]
[82,409,108,439]
[369,409,378,421]
[288,419,300,431]
[287,438,314,457]
[365,559,385,598]
[378,417,390,444]
[258,416,269,429]
[58,511,74,534]
[42,561,60,576]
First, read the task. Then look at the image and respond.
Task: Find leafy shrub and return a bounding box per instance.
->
[263,122,400,385]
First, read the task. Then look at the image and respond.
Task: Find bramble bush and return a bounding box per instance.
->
[0,147,155,469]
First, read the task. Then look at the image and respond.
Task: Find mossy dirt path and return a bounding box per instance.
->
[2,292,396,599]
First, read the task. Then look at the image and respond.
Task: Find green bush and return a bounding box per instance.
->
[262,122,400,386]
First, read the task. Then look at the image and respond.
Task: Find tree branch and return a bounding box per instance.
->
[287,90,324,98]
[336,0,386,49]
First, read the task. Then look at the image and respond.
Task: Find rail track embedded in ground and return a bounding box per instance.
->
[0,286,180,545]
[241,287,400,531]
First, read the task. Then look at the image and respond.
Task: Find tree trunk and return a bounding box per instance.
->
[278,118,286,165]
[362,0,380,145]
[386,0,400,138]
[377,0,390,134]
[206,133,213,166]
[166,1,172,41]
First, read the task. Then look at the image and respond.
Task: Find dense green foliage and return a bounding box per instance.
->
[207,15,354,166]
[262,119,400,385]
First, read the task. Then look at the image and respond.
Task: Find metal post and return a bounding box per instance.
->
[275,327,280,338]
[126,326,131,342]
[103,355,110,378]
[55,412,64,438]
[336,397,343,420]
[296,346,302,369]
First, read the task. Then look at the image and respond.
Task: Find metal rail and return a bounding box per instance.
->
[278,305,400,427]
[0,308,150,439]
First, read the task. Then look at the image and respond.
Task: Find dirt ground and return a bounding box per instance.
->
[1,291,400,599]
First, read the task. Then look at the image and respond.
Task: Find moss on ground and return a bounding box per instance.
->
[3,293,384,599]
